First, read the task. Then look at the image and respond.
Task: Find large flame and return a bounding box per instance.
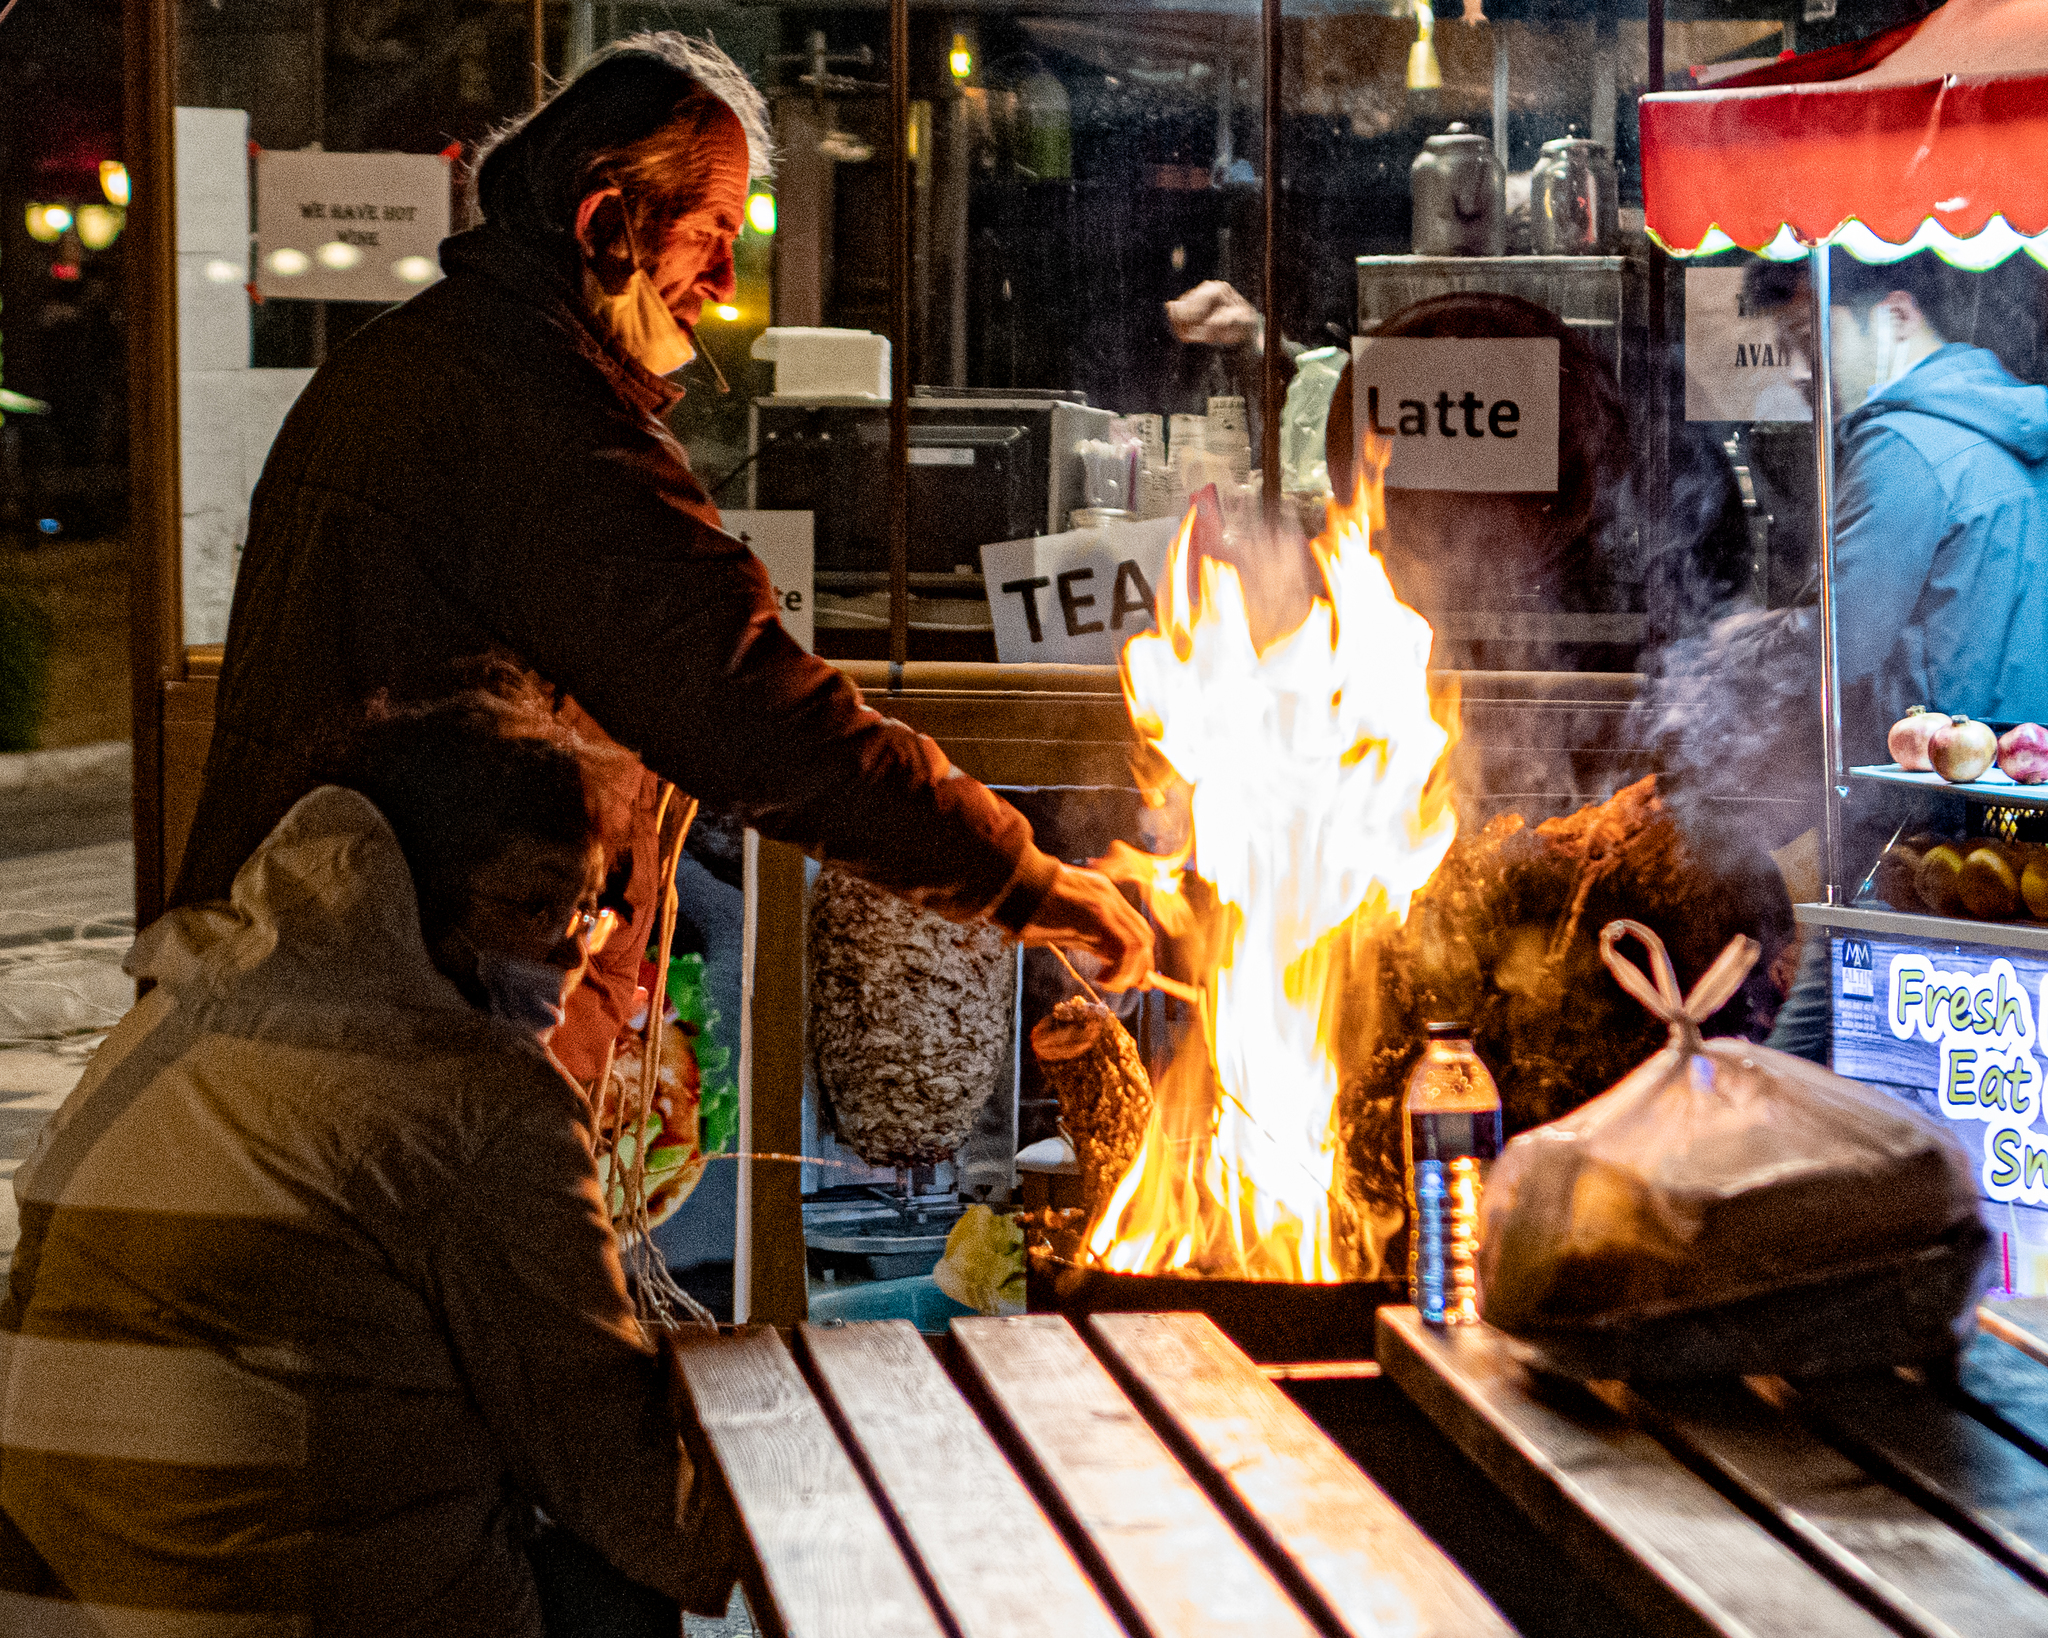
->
[1087,466,1457,1282]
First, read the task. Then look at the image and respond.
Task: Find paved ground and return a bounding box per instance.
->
[0,834,133,1266]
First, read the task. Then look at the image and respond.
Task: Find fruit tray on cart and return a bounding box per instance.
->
[1852,765,2048,810]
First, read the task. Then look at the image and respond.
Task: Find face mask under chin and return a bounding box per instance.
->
[585,202,695,378]
[590,265,696,378]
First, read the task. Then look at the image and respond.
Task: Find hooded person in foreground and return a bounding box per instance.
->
[1,697,736,1636]
[171,32,1151,1006]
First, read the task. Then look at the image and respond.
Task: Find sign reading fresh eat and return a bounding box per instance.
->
[1351,336,1559,494]
[1831,933,2048,1294]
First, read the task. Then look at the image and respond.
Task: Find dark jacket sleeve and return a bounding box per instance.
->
[426,1077,738,1614]
[418,350,1056,927]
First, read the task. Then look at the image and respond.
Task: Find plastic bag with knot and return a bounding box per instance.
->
[1477,919,1990,1380]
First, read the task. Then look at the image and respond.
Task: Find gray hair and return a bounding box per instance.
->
[587,32,773,181]
[473,32,774,247]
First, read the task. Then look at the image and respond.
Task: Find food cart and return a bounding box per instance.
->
[1641,1,2048,1297]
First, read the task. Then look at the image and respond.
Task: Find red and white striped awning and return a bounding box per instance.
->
[1640,0,2048,266]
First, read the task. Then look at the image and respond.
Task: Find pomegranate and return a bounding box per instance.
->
[1999,722,2048,784]
[1929,715,1998,783]
[1888,707,1944,771]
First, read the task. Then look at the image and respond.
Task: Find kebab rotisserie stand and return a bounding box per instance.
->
[1640,10,2048,1296]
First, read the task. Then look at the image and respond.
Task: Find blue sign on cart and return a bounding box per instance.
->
[1831,933,2048,1294]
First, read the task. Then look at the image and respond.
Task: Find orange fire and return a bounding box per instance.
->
[1086,466,1458,1281]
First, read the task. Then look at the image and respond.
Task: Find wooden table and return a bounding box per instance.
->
[673,1310,1514,1638]
[1377,1300,2048,1638]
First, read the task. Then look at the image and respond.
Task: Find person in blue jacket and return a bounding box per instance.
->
[1745,250,2048,1062]
[1752,250,2048,765]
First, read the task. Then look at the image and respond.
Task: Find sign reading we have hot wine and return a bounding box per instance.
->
[1833,938,2048,1210]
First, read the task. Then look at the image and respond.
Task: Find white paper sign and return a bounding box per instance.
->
[722,510,814,652]
[1352,336,1559,494]
[980,516,1179,665]
[1684,267,1810,423]
[255,150,451,303]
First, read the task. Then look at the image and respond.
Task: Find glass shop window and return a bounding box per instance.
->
[172,0,545,646]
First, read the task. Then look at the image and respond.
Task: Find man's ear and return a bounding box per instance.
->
[573,186,625,263]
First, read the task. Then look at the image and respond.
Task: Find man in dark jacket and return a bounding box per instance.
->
[173,35,1151,988]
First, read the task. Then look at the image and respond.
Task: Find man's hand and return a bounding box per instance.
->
[1165,279,1262,349]
[1016,863,1154,992]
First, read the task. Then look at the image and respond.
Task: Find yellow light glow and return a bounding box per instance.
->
[25,204,70,243]
[1085,456,1457,1284]
[99,161,131,206]
[204,258,242,284]
[746,192,777,235]
[391,255,437,284]
[75,204,123,251]
[316,241,363,271]
[267,247,311,277]
[950,34,973,80]
[714,303,740,322]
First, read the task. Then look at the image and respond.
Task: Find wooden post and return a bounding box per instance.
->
[887,0,911,674]
[124,0,183,930]
[738,832,809,1327]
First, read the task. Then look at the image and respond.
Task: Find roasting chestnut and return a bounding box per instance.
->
[1888,706,1944,771]
[2024,854,2048,920]
[2000,722,2048,784]
[1916,843,1969,916]
[1960,843,2028,920]
[1871,838,1931,911]
[1929,715,1998,783]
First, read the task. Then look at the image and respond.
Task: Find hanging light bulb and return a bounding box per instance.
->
[746,192,777,235]
[1408,0,1443,91]
[99,161,131,206]
[949,33,974,81]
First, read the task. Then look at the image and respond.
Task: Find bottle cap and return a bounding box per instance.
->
[1424,1020,1471,1039]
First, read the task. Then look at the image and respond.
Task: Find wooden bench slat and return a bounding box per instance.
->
[1087,1311,1513,1638]
[796,1320,1128,1638]
[1962,1329,2048,1461]
[1375,1308,1895,1638]
[672,1326,948,1638]
[952,1314,1322,1638]
[1787,1368,2048,1590]
[1981,1300,2048,1371]
[1629,1377,2048,1638]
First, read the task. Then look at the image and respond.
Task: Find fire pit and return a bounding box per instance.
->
[1027,1248,1402,1363]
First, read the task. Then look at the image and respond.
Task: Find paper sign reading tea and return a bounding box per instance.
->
[981,516,1179,665]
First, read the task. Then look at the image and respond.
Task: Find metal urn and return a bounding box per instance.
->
[1411,123,1507,257]
[1532,131,1620,255]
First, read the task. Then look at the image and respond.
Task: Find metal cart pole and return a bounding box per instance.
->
[1809,243,1845,903]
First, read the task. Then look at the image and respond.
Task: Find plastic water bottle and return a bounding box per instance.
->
[1404,1022,1502,1326]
